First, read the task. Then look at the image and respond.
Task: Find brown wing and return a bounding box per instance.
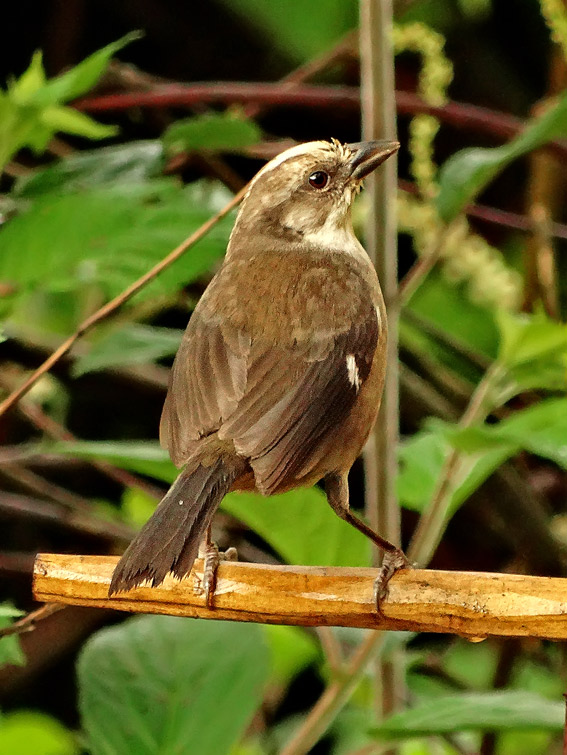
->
[219,315,378,493]
[159,313,250,466]
[160,254,380,492]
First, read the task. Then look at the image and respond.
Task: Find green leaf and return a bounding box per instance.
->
[78,616,269,755]
[163,111,262,156]
[0,602,24,619]
[371,691,565,739]
[8,51,46,103]
[73,324,183,377]
[493,310,567,399]
[1,180,232,313]
[406,271,499,360]
[121,487,160,528]
[218,0,357,62]
[263,625,318,686]
[33,32,141,107]
[222,488,372,567]
[40,106,118,141]
[397,432,448,511]
[0,711,78,755]
[497,309,567,368]
[52,440,176,483]
[437,93,567,222]
[447,398,567,470]
[0,602,26,669]
[397,426,512,516]
[14,141,164,197]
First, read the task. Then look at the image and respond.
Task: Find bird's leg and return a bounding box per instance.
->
[324,473,411,604]
[198,526,237,608]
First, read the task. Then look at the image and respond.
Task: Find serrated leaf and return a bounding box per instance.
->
[41,106,118,140]
[163,111,262,156]
[15,141,164,197]
[437,93,567,222]
[371,691,564,739]
[0,711,78,755]
[222,488,372,567]
[73,324,183,377]
[78,616,269,755]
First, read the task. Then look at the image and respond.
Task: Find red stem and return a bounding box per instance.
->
[398,179,567,241]
[75,83,567,157]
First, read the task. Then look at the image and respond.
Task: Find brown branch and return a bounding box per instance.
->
[0,185,247,419]
[33,554,567,640]
[0,490,134,542]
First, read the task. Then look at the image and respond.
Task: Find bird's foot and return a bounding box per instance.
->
[202,542,238,608]
[373,548,412,606]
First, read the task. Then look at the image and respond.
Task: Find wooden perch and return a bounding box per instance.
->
[33,554,567,640]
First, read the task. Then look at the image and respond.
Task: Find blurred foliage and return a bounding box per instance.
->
[0,711,78,755]
[78,617,269,755]
[1,3,567,755]
[0,33,139,172]
[437,92,567,221]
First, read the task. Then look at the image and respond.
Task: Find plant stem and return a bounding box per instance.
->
[360,0,403,733]
[280,631,386,755]
[408,363,503,565]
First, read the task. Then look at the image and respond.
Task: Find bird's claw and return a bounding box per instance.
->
[373,548,412,606]
[202,543,238,608]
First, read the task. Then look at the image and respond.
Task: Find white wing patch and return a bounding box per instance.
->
[346,354,361,391]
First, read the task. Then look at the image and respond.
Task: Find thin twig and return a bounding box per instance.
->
[0,602,63,639]
[398,178,567,241]
[408,363,502,565]
[397,220,457,306]
[0,489,134,542]
[0,186,247,419]
[315,627,345,674]
[281,630,387,755]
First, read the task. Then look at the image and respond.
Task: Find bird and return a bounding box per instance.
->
[109,138,409,603]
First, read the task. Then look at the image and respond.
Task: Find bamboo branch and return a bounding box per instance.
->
[33,554,567,641]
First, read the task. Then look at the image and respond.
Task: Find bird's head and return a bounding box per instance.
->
[229,139,399,252]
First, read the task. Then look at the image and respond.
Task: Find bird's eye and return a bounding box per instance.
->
[308,171,330,189]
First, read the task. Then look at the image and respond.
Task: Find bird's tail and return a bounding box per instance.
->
[109,453,246,595]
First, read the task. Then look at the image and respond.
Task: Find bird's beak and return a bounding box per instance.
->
[347,140,400,180]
